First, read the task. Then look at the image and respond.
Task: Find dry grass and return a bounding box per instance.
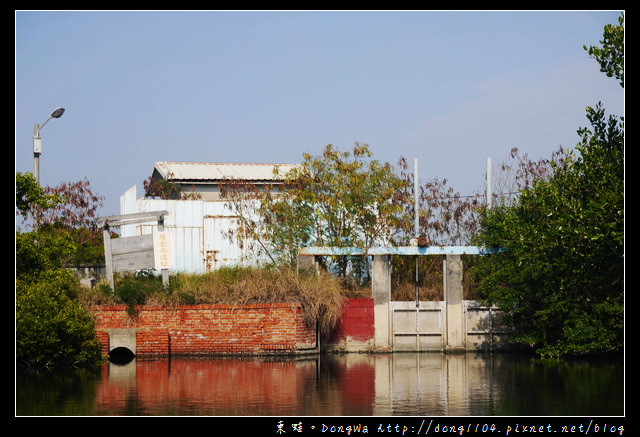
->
[392,281,443,301]
[81,266,366,337]
[390,255,482,301]
[164,267,351,335]
[391,272,482,301]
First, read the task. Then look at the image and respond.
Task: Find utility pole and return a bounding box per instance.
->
[414,158,419,307]
[486,157,492,209]
[33,107,65,186]
[32,107,65,229]
[414,158,419,238]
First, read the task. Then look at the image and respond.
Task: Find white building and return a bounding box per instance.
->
[119,162,299,273]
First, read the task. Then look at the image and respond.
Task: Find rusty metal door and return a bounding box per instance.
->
[203,215,244,271]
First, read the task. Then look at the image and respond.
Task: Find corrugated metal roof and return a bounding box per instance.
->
[153,162,300,182]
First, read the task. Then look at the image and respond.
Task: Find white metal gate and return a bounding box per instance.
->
[391,301,511,351]
[464,302,512,351]
[391,301,445,351]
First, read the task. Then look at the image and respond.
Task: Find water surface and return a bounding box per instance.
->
[16,352,623,417]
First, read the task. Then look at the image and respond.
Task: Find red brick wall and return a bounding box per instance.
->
[95,330,110,358]
[91,303,317,357]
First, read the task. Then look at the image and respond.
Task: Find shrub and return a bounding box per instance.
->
[16,270,104,369]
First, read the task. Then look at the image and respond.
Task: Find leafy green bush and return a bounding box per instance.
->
[471,16,624,358]
[472,104,623,358]
[113,270,168,315]
[16,227,77,281]
[16,270,104,369]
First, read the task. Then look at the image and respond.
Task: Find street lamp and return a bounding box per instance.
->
[33,107,65,185]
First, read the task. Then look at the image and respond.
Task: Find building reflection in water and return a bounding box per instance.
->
[94,353,504,416]
[92,352,621,416]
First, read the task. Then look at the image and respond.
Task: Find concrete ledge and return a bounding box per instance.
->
[105,328,137,354]
[299,245,500,256]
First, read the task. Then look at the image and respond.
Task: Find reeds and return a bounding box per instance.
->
[167,267,350,335]
[82,266,366,337]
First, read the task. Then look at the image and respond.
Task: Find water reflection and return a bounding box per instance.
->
[16,353,623,416]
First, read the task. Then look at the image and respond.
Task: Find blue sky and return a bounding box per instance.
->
[15,10,624,218]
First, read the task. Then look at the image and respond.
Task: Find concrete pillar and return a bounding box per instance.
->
[297,254,319,276]
[444,255,465,351]
[372,255,392,351]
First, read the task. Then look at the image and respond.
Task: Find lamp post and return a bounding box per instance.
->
[33,107,65,185]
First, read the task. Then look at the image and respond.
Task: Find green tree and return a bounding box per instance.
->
[16,172,74,278]
[16,172,63,223]
[16,224,77,281]
[472,14,624,356]
[473,103,623,357]
[16,172,105,368]
[584,12,624,88]
[16,173,106,265]
[16,270,104,369]
[222,143,408,281]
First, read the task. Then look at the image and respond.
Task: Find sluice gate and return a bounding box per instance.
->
[298,245,511,352]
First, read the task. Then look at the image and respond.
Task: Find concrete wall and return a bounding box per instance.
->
[67,264,107,287]
[324,298,511,353]
[324,298,375,352]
